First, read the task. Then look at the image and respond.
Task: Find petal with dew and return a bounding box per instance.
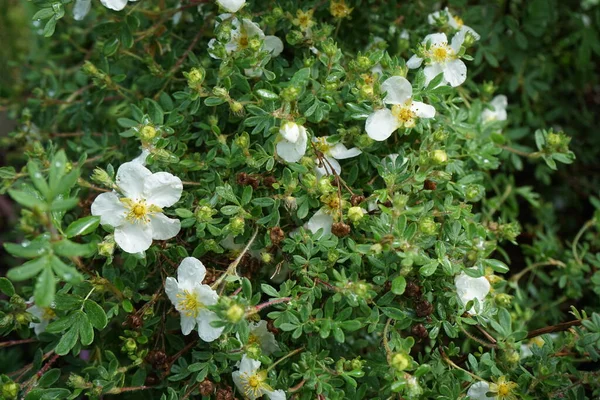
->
[443,59,467,87]
[279,122,300,143]
[381,76,412,105]
[365,109,399,141]
[177,257,206,286]
[423,32,448,47]
[114,222,153,253]
[116,161,152,199]
[406,55,423,69]
[466,381,494,400]
[328,143,362,160]
[197,309,225,342]
[149,213,181,240]
[91,192,127,227]
[411,101,436,119]
[264,35,284,57]
[143,171,183,208]
[264,389,286,400]
[164,277,180,305]
[180,314,196,335]
[277,139,304,163]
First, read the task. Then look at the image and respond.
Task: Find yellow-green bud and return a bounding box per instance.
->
[260,252,273,263]
[286,30,304,46]
[208,115,219,126]
[392,194,409,209]
[245,343,261,359]
[318,178,334,194]
[10,295,26,309]
[91,167,114,187]
[391,352,411,371]
[230,100,244,115]
[139,125,157,142]
[419,217,437,235]
[348,206,365,223]
[503,349,520,364]
[272,7,283,18]
[432,129,447,142]
[357,55,371,70]
[495,293,512,307]
[98,237,115,258]
[353,282,370,297]
[82,61,99,76]
[463,31,478,48]
[1,382,19,400]
[370,243,383,254]
[15,312,30,325]
[249,38,262,51]
[284,196,297,211]
[213,86,229,98]
[431,149,448,164]
[302,173,318,189]
[546,132,561,148]
[67,374,88,389]
[0,314,14,328]
[226,304,245,323]
[230,217,245,235]
[195,205,216,222]
[465,184,484,202]
[280,86,301,102]
[235,133,250,149]
[186,67,205,87]
[124,338,137,352]
[482,81,495,96]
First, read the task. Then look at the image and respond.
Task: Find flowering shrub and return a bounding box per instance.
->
[1,1,600,399]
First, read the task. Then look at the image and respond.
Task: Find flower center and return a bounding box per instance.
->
[242,371,269,398]
[314,137,331,154]
[247,333,259,345]
[453,16,464,28]
[498,384,510,396]
[42,308,55,320]
[238,35,249,49]
[391,103,417,128]
[430,45,452,63]
[176,290,204,318]
[121,198,161,224]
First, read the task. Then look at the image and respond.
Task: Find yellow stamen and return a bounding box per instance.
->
[42,308,55,320]
[176,290,204,318]
[431,45,450,63]
[314,137,330,154]
[121,198,161,224]
[453,16,464,28]
[391,103,417,128]
[242,370,270,398]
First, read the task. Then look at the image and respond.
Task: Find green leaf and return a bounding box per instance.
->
[43,16,57,37]
[65,216,101,238]
[261,284,279,297]
[53,240,96,258]
[55,316,81,355]
[391,276,407,295]
[50,256,84,284]
[49,150,68,192]
[84,300,108,330]
[34,267,56,307]
[8,189,47,211]
[4,239,50,259]
[53,168,80,198]
[419,261,439,277]
[256,89,279,100]
[79,314,94,346]
[175,208,194,218]
[484,259,509,274]
[381,307,405,320]
[50,197,79,212]
[0,277,15,296]
[7,256,49,281]
[38,369,61,388]
[28,161,50,198]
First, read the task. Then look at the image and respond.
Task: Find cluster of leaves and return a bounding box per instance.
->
[0,1,599,400]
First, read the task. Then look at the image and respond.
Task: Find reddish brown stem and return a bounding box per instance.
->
[527,319,582,339]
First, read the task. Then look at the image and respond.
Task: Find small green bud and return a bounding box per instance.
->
[230,100,244,115]
[392,194,409,210]
[230,217,245,235]
[10,295,26,310]
[15,312,30,325]
[391,352,411,371]
[272,7,283,18]
[213,86,229,98]
[235,132,250,149]
[355,134,374,149]
[482,81,495,96]
[353,281,370,297]
[465,184,484,202]
[91,167,114,187]
[249,38,261,51]
[226,303,245,323]
[495,293,512,307]
[245,343,261,359]
[67,374,89,389]
[139,124,157,142]
[124,338,137,352]
[98,236,115,258]
[431,149,448,164]
[82,61,99,76]
[318,178,334,194]
[370,243,383,254]
[1,382,19,400]
[322,41,338,57]
[504,349,520,364]
[260,252,273,263]
[302,173,318,189]
[280,86,301,102]
[356,55,371,70]
[284,196,297,211]
[419,217,437,236]
[286,30,304,46]
[195,205,216,222]
[348,206,365,223]
[327,249,339,263]
[406,375,423,396]
[463,31,478,48]
[0,314,14,328]
[186,67,205,88]
[546,132,561,148]
[432,129,447,142]
[208,115,219,126]
[351,357,364,370]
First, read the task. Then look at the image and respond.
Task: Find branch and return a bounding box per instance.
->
[526,319,583,339]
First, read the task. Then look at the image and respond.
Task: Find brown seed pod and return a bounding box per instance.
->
[199,379,215,396]
[270,226,285,246]
[124,314,143,329]
[262,175,277,188]
[350,194,365,206]
[404,281,421,298]
[411,323,429,339]
[145,350,168,369]
[424,179,437,191]
[216,386,236,400]
[415,300,434,317]
[332,222,351,237]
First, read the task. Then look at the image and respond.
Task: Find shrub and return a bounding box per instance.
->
[1,0,599,399]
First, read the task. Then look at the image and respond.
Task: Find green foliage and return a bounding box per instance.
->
[0,0,599,400]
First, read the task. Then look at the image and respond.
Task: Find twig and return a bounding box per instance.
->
[0,338,37,348]
[526,319,583,339]
[510,258,566,283]
[459,325,497,349]
[572,219,595,266]
[439,349,484,382]
[211,226,259,289]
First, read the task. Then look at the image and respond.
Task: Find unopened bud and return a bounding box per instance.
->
[348,206,365,223]
[98,236,115,257]
[1,382,19,400]
[91,167,114,187]
[431,149,448,164]
[226,304,245,323]
[419,217,437,235]
[139,125,157,142]
[391,352,411,371]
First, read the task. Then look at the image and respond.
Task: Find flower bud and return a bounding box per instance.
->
[234,132,250,149]
[495,293,512,307]
[280,86,301,102]
[272,7,283,18]
[348,206,365,223]
[286,30,304,46]
[260,252,273,263]
[419,217,437,235]
[245,343,262,359]
[10,295,26,310]
[465,184,484,202]
[430,149,448,164]
[91,167,114,187]
[318,178,334,194]
[212,86,229,98]
[463,31,478,48]
[208,115,219,126]
[124,338,137,352]
[284,196,297,211]
[229,100,245,115]
[392,194,409,210]
[229,217,245,235]
[546,132,562,148]
[139,125,157,142]
[391,352,411,371]
[249,38,262,51]
[195,205,216,222]
[98,236,115,258]
[82,61,99,76]
[226,304,245,323]
[15,312,30,325]
[302,173,317,189]
[186,67,206,88]
[67,374,89,389]
[1,382,19,400]
[370,243,383,254]
[322,41,338,57]
[432,129,447,142]
[357,55,371,70]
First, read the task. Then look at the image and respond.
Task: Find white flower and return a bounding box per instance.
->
[365,76,436,141]
[165,257,225,341]
[73,0,91,20]
[481,95,508,122]
[133,148,151,165]
[27,298,55,336]
[247,320,280,355]
[428,8,480,41]
[216,0,245,12]
[313,136,361,177]
[455,270,491,315]
[232,355,286,400]
[306,209,333,237]
[407,32,468,87]
[208,15,283,60]
[467,381,495,400]
[91,161,182,254]
[276,122,308,163]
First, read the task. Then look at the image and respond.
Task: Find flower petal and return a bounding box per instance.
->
[423,64,444,86]
[180,314,196,335]
[73,0,91,20]
[207,39,222,59]
[328,143,362,160]
[264,389,286,400]
[466,381,494,400]
[455,271,490,314]
[306,209,333,237]
[216,0,245,12]
[116,161,152,199]
[149,213,181,240]
[264,35,284,57]
[423,32,448,47]
[197,309,225,342]
[280,122,300,143]
[241,18,265,39]
[381,76,412,105]
[177,257,207,285]
[461,25,480,41]
[365,109,399,141]
[91,192,126,227]
[100,0,128,11]
[196,284,219,306]
[406,55,423,69]
[143,172,183,208]
[114,222,153,253]
[165,277,180,305]
[239,354,261,375]
[411,101,436,119]
[133,148,151,165]
[443,59,467,87]
[232,371,245,398]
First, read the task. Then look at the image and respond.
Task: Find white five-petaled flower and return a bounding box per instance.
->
[27,297,55,336]
[467,381,495,400]
[482,95,508,122]
[91,161,183,254]
[238,320,280,355]
[208,14,284,60]
[313,136,361,177]
[165,257,225,341]
[232,355,286,400]
[366,76,436,141]
[306,209,333,237]
[276,122,308,163]
[407,32,468,87]
[216,0,246,12]
[454,270,491,315]
[428,8,481,41]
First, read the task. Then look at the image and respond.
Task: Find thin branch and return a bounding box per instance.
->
[526,319,583,339]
